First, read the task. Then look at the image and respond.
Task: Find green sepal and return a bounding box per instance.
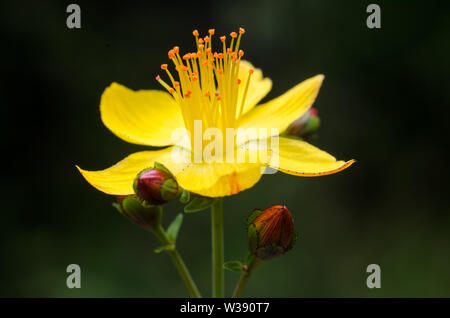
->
[121,196,162,231]
[112,202,123,214]
[154,162,173,176]
[246,209,262,229]
[285,231,298,252]
[179,189,190,204]
[223,261,244,272]
[154,244,175,253]
[247,224,258,254]
[184,196,216,213]
[161,178,180,201]
[166,213,183,242]
[303,115,320,136]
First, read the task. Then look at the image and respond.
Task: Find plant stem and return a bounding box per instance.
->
[232,255,261,298]
[153,224,201,298]
[211,198,224,297]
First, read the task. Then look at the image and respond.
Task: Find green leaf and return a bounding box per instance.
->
[166,213,183,242]
[112,202,123,214]
[184,196,216,213]
[223,261,244,272]
[179,189,190,204]
[154,244,175,253]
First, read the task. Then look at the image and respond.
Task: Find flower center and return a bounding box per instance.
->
[156,28,254,140]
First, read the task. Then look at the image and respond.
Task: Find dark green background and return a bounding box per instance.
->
[1,0,450,297]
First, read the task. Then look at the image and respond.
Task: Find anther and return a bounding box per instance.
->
[204,36,210,43]
[193,29,199,37]
[230,32,237,38]
[174,81,180,87]
[169,88,175,94]
[173,46,180,54]
[220,36,226,42]
[205,91,210,97]
[206,48,212,54]
[168,50,175,59]
[155,75,161,81]
[183,53,191,60]
[208,29,215,35]
[249,69,254,74]
[198,38,204,44]
[238,50,244,57]
[239,27,245,34]
[237,79,241,84]
[161,64,168,70]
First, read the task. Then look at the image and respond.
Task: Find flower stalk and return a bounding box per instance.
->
[211,198,224,297]
[232,254,261,298]
[151,213,201,298]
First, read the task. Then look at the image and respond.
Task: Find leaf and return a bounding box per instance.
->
[179,189,190,204]
[223,261,244,272]
[184,196,216,213]
[154,244,175,253]
[167,213,183,242]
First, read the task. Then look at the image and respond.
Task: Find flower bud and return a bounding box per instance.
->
[285,108,320,138]
[133,163,181,205]
[114,195,162,231]
[247,205,296,260]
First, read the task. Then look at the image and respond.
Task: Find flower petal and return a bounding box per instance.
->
[101,83,185,146]
[237,60,272,116]
[176,162,263,197]
[77,147,189,195]
[238,75,324,134]
[269,137,355,176]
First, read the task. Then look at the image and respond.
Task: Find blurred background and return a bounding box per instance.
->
[1,0,450,297]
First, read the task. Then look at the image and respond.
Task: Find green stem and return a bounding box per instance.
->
[211,198,224,298]
[153,224,201,298]
[232,255,261,298]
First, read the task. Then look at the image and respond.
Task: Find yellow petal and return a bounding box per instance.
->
[269,137,355,176]
[101,83,185,146]
[238,75,324,134]
[77,147,189,195]
[237,60,272,116]
[176,161,263,197]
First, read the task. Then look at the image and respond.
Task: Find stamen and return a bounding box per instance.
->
[193,29,199,37]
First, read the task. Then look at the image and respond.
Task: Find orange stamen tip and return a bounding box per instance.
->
[197,51,202,57]
[192,75,198,81]
[169,88,175,94]
[217,96,221,101]
[205,92,210,97]
[174,81,180,87]
[220,36,226,42]
[155,75,161,81]
[198,44,204,50]
[204,36,210,43]
[218,53,224,59]
[239,27,245,34]
[173,46,179,54]
[227,48,232,54]
[183,53,191,60]
[213,52,218,58]
[230,31,237,38]
[168,50,175,59]
[181,65,188,72]
[161,64,168,70]
[206,48,212,54]
[198,38,204,44]
[249,69,254,74]
[193,29,199,37]
[218,69,223,75]
[237,79,241,84]
[208,29,215,35]
[239,50,244,57]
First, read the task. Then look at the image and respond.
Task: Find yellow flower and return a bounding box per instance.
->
[77,28,354,198]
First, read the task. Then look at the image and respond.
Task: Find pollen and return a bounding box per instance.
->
[156,27,254,139]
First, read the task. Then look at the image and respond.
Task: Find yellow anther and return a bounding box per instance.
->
[161,64,168,70]
[239,27,245,34]
[220,36,226,42]
[230,32,237,38]
[193,29,199,37]
[208,29,215,35]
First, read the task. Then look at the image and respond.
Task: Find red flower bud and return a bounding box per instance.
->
[247,205,296,260]
[133,163,180,205]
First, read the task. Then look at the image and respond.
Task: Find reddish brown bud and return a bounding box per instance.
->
[247,206,296,260]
